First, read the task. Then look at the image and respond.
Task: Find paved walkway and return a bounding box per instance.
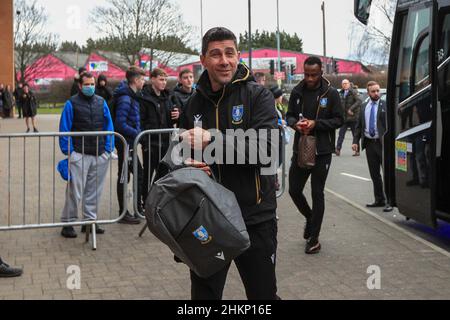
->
[0,115,449,299]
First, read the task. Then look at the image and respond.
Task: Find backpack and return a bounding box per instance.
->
[144,141,251,278]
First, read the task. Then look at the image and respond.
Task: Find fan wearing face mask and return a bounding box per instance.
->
[58,72,115,239]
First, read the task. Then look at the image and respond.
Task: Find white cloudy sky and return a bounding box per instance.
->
[38,0,363,59]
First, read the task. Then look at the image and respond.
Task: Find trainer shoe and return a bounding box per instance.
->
[305,237,321,254]
[61,226,77,238]
[0,261,23,278]
[118,213,141,225]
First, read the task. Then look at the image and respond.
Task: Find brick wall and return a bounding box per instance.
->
[0,0,14,88]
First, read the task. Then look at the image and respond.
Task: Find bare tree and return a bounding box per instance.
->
[349,0,396,65]
[14,0,59,84]
[91,0,193,70]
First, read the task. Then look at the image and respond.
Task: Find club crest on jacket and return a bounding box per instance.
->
[232,105,244,124]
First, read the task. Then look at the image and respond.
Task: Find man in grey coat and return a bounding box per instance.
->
[336,79,362,156]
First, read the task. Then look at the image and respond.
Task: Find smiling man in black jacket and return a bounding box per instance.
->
[286,56,343,254]
[179,27,279,300]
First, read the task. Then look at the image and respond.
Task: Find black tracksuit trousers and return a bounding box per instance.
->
[288,153,332,239]
[190,218,278,300]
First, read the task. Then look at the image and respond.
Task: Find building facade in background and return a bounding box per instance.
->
[19,48,370,90]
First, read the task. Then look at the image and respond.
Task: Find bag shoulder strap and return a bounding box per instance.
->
[300,98,321,126]
[301,91,324,121]
[315,97,321,120]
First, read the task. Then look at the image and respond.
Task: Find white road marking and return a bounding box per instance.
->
[340,172,371,182]
[325,187,450,259]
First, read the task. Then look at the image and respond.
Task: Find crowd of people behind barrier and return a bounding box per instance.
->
[0,63,198,277]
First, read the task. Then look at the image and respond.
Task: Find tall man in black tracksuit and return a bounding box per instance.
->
[286,56,343,254]
[179,27,279,300]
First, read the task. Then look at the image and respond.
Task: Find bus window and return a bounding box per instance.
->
[354,0,372,25]
[438,12,450,106]
[412,33,430,91]
[396,7,431,102]
[440,12,450,59]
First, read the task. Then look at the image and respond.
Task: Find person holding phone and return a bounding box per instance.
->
[286,56,343,254]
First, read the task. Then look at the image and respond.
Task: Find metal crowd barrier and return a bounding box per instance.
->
[0,128,287,247]
[132,128,287,237]
[132,128,178,219]
[278,126,287,199]
[0,131,128,250]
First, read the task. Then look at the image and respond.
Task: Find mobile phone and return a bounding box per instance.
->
[299,113,307,127]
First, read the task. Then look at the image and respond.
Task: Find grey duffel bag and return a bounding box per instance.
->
[144,145,250,278]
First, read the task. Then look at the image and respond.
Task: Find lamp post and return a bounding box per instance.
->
[200,0,204,72]
[200,0,203,43]
[276,0,281,72]
[321,1,328,73]
[276,0,282,88]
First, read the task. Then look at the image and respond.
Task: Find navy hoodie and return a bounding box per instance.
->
[113,80,141,144]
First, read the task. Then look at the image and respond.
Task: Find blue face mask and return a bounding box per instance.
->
[81,85,95,97]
